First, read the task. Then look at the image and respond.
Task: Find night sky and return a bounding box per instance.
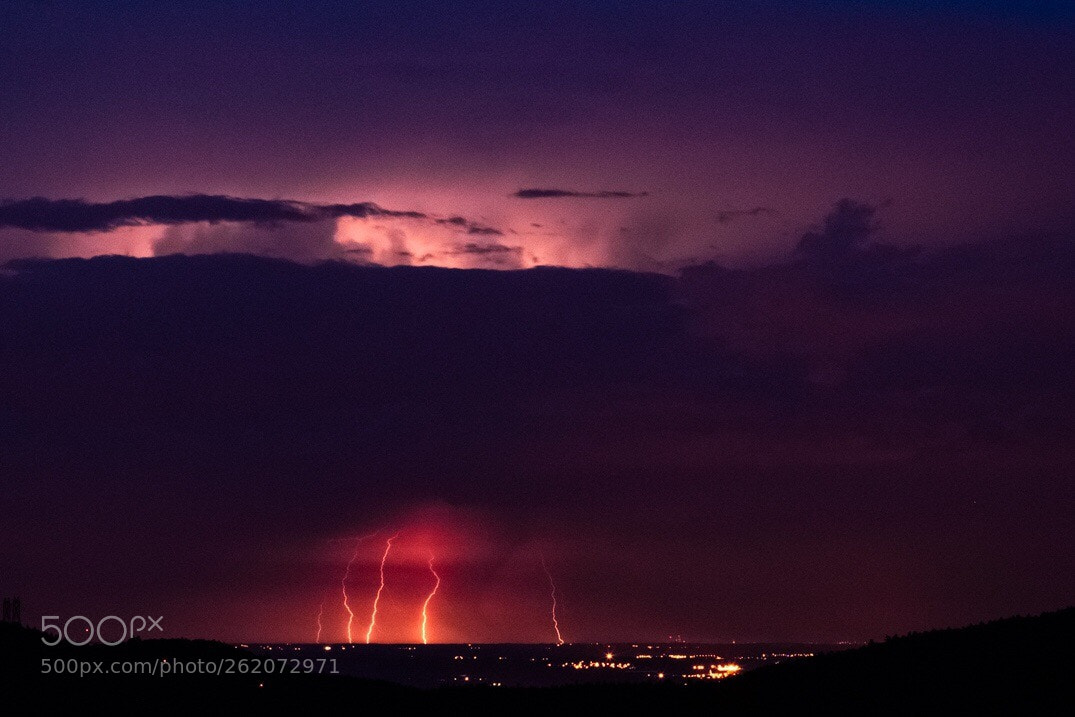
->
[1,1,1072,644]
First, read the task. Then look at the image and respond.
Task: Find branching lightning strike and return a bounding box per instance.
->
[420,551,441,644]
[365,532,400,644]
[540,553,565,646]
[339,533,376,644]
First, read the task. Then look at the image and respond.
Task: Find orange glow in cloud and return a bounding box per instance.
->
[332,216,536,270]
[25,224,161,261]
[328,177,631,271]
[335,215,624,270]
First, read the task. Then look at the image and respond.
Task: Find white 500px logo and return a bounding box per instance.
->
[41,616,163,646]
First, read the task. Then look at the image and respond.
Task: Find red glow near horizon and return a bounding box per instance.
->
[365,532,400,644]
[421,551,441,644]
[541,554,565,646]
[319,511,572,644]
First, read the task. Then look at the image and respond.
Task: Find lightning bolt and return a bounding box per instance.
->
[339,533,376,644]
[365,532,400,644]
[420,551,441,645]
[315,601,324,644]
[540,553,565,646]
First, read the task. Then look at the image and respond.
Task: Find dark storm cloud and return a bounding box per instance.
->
[680,198,1074,411]
[0,195,310,231]
[513,189,649,199]
[451,243,521,255]
[440,242,526,268]
[796,199,878,258]
[321,202,428,221]
[717,206,774,225]
[433,216,505,236]
[465,225,504,236]
[2,217,1072,642]
[0,195,433,233]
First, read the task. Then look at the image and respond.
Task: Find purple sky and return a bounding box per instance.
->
[1,1,1072,269]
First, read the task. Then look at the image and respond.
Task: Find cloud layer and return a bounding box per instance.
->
[0,195,437,233]
[513,189,649,199]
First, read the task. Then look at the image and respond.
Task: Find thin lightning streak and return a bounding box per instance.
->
[340,533,376,644]
[315,602,324,644]
[540,554,565,646]
[420,551,441,645]
[365,532,400,644]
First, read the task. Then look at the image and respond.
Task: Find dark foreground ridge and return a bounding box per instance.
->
[2,607,1072,714]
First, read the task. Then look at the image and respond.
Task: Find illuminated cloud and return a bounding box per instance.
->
[0,195,519,266]
[153,219,341,263]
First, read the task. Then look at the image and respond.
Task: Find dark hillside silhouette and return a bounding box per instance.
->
[3,608,1071,713]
